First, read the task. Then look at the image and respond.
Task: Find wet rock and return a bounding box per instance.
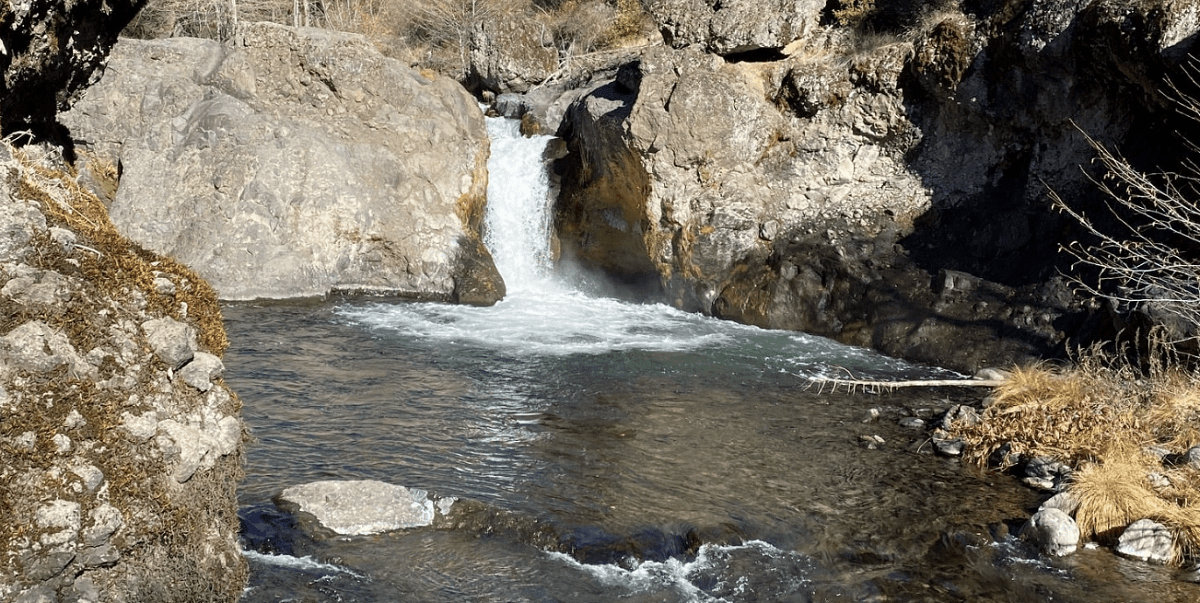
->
[1020,507,1079,556]
[898,417,926,429]
[278,480,440,536]
[931,429,965,457]
[1117,519,1177,564]
[1023,457,1072,492]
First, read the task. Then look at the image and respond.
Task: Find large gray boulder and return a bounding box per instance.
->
[1116,519,1177,564]
[1020,508,1080,556]
[61,22,504,304]
[1,142,245,602]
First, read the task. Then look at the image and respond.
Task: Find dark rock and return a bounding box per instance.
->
[0,0,144,132]
[1024,456,1073,492]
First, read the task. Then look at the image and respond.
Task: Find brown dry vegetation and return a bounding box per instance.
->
[124,0,655,80]
[1,140,245,598]
[11,146,227,354]
[954,341,1200,559]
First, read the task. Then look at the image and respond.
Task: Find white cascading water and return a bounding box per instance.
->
[482,117,557,293]
[337,115,942,378]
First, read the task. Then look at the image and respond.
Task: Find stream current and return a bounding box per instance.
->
[229,118,1200,602]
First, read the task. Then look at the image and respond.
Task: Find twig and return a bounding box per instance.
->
[807,377,1007,393]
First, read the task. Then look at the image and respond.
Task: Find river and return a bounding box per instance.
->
[228,117,1200,602]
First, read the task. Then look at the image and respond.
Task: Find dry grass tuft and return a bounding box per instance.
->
[957,342,1200,468]
[955,336,1200,563]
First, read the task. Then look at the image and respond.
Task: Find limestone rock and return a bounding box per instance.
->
[1,139,247,601]
[61,23,502,304]
[1116,519,1177,564]
[178,352,224,392]
[553,1,1200,372]
[0,321,95,378]
[1020,507,1080,556]
[278,480,440,535]
[142,318,197,371]
[468,15,559,94]
[643,0,825,54]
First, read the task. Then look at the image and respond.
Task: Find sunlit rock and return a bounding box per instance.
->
[1020,507,1079,556]
[278,480,441,536]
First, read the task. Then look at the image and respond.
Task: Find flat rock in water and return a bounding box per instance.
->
[279,480,436,536]
[1116,519,1176,564]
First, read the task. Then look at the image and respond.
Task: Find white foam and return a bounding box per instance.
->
[241,550,363,578]
[548,540,810,603]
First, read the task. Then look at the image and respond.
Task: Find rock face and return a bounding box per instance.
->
[0,0,144,132]
[1,143,245,601]
[643,0,825,54]
[61,22,504,303]
[553,0,1200,371]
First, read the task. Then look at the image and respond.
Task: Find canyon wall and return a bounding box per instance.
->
[551,0,1200,372]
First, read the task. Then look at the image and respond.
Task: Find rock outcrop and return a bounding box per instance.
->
[62,22,504,304]
[1,143,245,601]
[0,0,144,132]
[643,0,825,55]
[552,0,1200,371]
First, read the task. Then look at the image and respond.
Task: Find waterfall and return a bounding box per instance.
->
[483,117,555,293]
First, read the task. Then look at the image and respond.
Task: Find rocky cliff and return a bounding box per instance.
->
[0,0,144,133]
[551,0,1200,372]
[62,22,504,304]
[1,143,245,601]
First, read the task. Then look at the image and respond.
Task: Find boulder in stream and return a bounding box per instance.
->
[278,480,445,536]
[1116,519,1177,564]
[1020,507,1080,556]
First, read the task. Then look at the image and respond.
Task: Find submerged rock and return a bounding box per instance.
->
[278,480,444,536]
[61,23,502,304]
